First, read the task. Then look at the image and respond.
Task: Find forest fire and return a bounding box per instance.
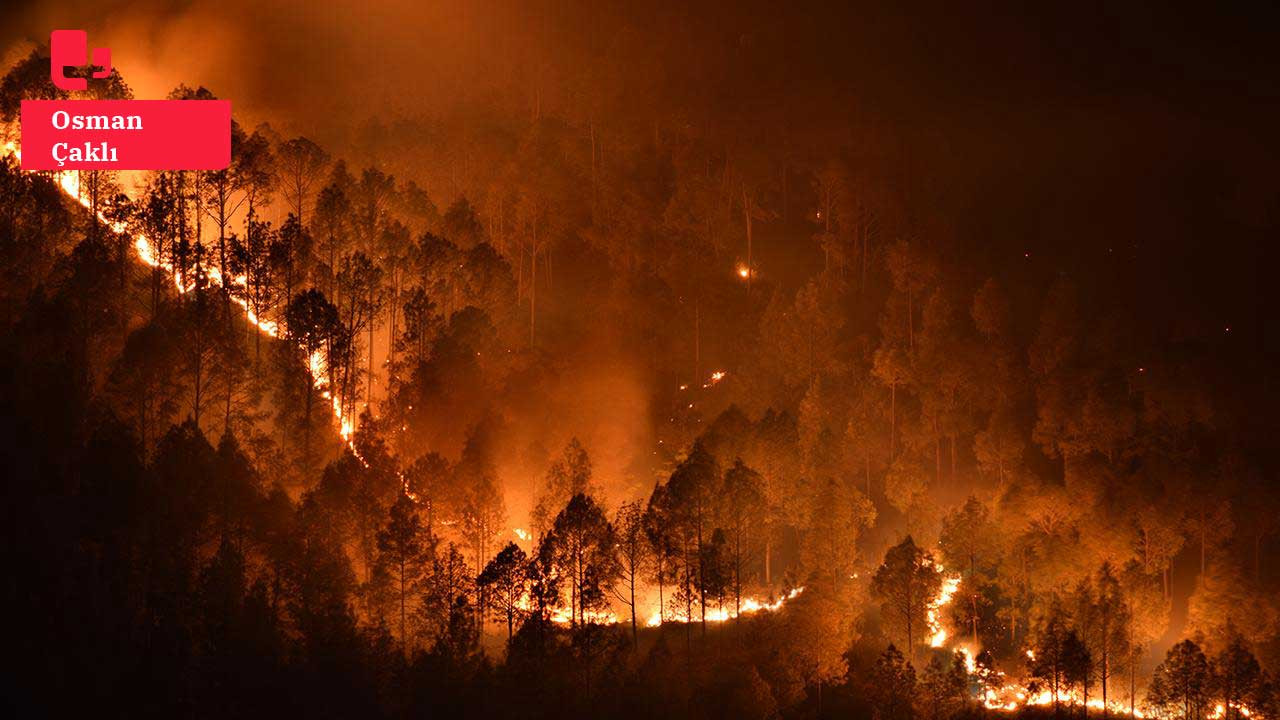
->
[3,7,1277,717]
[1210,704,1255,719]
[928,559,1152,717]
[0,141,811,641]
[1,142,361,445]
[509,585,807,629]
[924,557,1266,720]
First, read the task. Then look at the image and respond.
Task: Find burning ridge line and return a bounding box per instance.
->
[921,554,1257,717]
[0,143,815,632]
[1,143,375,469]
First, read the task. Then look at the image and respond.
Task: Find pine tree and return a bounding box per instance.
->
[376,492,430,654]
[872,536,943,662]
[1149,640,1211,720]
[477,541,529,641]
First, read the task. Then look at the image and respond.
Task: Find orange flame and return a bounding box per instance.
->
[3,144,375,475]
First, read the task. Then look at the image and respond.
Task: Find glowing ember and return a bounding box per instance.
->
[512,592,620,626]
[645,586,804,627]
[1211,704,1255,719]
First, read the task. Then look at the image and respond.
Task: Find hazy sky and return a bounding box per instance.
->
[5,0,1278,363]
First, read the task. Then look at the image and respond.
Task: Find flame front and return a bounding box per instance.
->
[920,556,1258,719]
[5,144,1260,720]
[645,586,804,627]
[5,145,366,458]
[926,563,961,647]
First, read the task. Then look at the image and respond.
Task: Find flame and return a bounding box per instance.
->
[645,586,805,627]
[927,562,961,647]
[3,143,377,473]
[5,144,1262,720]
[505,581,804,628]
[926,555,1190,719]
[1211,704,1255,719]
[519,585,807,629]
[512,591,619,626]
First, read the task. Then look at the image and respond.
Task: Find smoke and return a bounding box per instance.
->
[2,0,575,140]
[7,0,1280,513]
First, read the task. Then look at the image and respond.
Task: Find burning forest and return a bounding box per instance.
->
[1,2,1279,719]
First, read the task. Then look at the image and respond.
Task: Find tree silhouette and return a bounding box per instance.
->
[872,537,942,662]
[477,541,528,641]
[376,492,431,654]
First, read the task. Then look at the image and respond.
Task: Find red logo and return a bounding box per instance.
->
[50,30,111,91]
[21,30,231,171]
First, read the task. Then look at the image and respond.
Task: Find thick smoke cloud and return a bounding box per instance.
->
[2,0,561,138]
[5,0,1280,504]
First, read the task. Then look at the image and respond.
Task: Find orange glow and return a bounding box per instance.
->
[645,586,804,627]
[3,144,382,481]
[932,556,1164,718]
[926,562,961,647]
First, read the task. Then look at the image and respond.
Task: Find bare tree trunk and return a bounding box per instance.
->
[590,121,597,221]
[193,350,202,428]
[697,512,706,636]
[764,536,772,586]
[1129,642,1137,718]
[400,560,407,656]
[742,188,754,293]
[630,569,637,646]
[861,220,869,292]
[934,419,941,485]
[1256,532,1264,582]
[529,234,537,347]
[950,433,957,481]
[389,270,399,381]
[972,593,979,647]
[890,382,897,460]
[657,562,665,626]
[303,370,313,475]
[734,533,742,617]
[908,288,915,353]
[1200,526,1207,577]
[906,600,914,663]
[367,287,375,411]
[694,300,700,385]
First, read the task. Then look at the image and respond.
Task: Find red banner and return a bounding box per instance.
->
[20,99,231,171]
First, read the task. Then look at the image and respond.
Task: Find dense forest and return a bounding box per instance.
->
[1,3,1279,719]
